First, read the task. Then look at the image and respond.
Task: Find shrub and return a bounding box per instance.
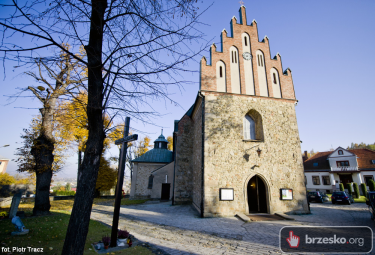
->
[353,183,360,198]
[346,183,353,196]
[369,180,375,192]
[361,183,368,198]
[55,190,75,196]
[339,183,344,191]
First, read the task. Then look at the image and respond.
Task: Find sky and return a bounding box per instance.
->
[1,0,374,179]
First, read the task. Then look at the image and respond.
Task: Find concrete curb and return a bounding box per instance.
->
[236,212,251,222]
[275,212,295,220]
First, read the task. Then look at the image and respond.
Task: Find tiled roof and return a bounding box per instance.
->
[303,149,375,170]
[303,151,331,170]
[131,148,173,163]
[351,149,375,169]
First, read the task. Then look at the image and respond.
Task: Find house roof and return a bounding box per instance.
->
[304,148,375,170]
[0,155,9,161]
[131,148,173,163]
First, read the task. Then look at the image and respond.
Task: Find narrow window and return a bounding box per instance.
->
[148,175,154,189]
[219,66,223,78]
[232,51,234,63]
[234,52,237,63]
[244,37,248,46]
[260,55,263,67]
[165,175,168,183]
[257,55,260,66]
[273,73,277,84]
[243,115,256,140]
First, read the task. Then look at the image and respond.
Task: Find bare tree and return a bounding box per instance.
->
[19,46,85,216]
[1,0,206,253]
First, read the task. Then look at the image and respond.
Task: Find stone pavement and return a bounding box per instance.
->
[90,201,375,254]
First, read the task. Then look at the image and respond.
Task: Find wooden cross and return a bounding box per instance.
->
[110,117,138,247]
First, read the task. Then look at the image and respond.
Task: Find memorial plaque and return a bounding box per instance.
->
[220,188,234,201]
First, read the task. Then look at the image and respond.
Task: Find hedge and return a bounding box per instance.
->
[369,179,375,192]
[55,190,76,196]
[339,183,344,191]
[346,183,353,196]
[361,183,368,198]
[353,183,360,198]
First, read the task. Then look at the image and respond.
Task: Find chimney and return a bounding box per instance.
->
[302,151,308,161]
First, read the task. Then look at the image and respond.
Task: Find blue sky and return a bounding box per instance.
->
[1,0,374,178]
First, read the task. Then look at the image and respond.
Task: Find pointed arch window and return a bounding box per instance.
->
[243,115,256,140]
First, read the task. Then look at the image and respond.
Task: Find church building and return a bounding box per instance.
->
[130,6,309,217]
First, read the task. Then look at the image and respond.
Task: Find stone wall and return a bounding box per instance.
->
[192,99,203,213]
[131,162,165,199]
[202,91,308,217]
[174,115,194,204]
[150,162,174,200]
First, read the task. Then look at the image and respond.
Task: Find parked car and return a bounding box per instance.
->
[331,191,354,205]
[365,191,375,220]
[307,191,324,203]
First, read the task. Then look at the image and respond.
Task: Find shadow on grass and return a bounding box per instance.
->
[0,211,153,255]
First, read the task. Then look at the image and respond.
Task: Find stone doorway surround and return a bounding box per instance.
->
[243,173,270,214]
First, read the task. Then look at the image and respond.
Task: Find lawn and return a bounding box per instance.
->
[0,198,151,255]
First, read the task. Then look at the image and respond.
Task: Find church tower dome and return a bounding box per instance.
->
[154,130,168,149]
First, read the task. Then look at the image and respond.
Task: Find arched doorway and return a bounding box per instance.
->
[247,175,267,213]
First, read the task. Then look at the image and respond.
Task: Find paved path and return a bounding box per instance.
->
[91,201,375,254]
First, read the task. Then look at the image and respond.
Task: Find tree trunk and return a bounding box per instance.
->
[62,0,107,254]
[31,133,54,216]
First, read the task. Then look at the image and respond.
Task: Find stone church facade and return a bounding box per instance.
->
[131,6,309,217]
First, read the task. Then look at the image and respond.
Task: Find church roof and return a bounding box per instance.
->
[131,148,173,163]
[154,133,168,143]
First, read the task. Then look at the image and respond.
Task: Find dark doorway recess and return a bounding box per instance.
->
[247,175,267,213]
[161,183,170,201]
[339,174,353,185]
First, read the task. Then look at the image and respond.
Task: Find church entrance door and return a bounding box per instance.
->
[247,175,267,213]
[161,183,170,201]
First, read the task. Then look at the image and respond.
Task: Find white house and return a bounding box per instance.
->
[304,147,375,193]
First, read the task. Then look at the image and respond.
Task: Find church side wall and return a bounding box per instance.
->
[150,162,175,200]
[174,115,194,204]
[202,91,308,217]
[132,163,165,199]
[192,101,203,214]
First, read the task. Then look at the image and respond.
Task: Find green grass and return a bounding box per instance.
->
[0,212,152,255]
[120,199,148,206]
[0,199,152,254]
[354,195,366,203]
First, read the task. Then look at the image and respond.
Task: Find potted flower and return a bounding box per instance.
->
[118,230,129,243]
[102,235,111,249]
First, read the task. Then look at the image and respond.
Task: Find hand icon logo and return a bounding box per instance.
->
[286,231,300,248]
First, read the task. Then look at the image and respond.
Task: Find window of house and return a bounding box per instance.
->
[244,37,248,46]
[338,150,343,155]
[257,55,260,66]
[371,160,375,164]
[312,176,320,185]
[219,66,223,78]
[273,73,277,84]
[337,161,349,167]
[147,175,154,189]
[234,52,237,63]
[322,176,330,185]
[0,162,2,165]
[364,175,374,186]
[232,51,234,63]
[243,115,256,140]
[313,162,318,167]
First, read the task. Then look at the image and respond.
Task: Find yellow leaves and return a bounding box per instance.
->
[135,136,151,157]
[167,136,173,151]
[0,173,16,185]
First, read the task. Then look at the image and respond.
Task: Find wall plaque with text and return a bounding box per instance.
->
[220,188,234,201]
